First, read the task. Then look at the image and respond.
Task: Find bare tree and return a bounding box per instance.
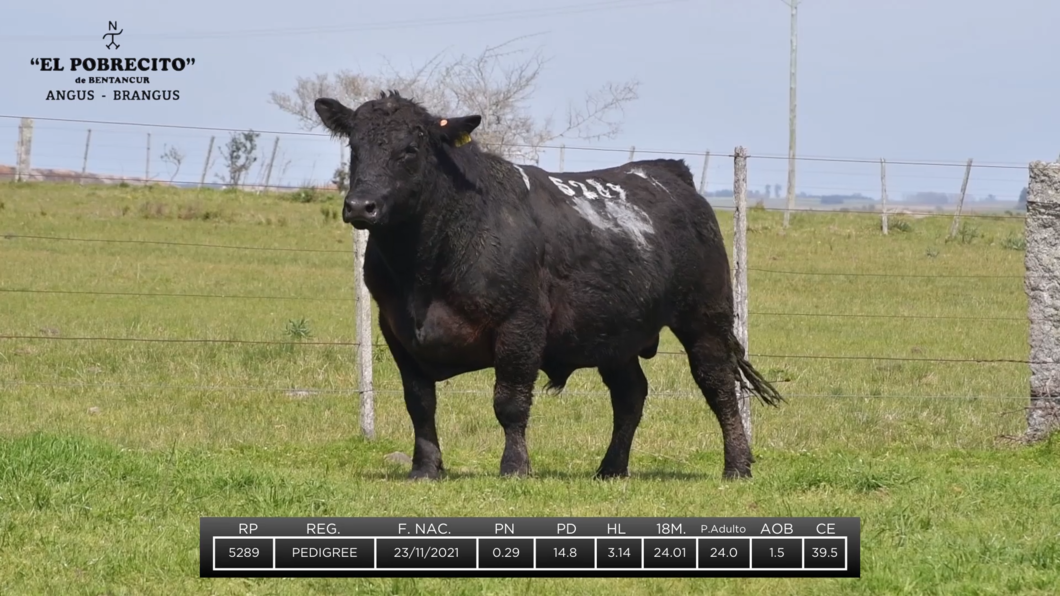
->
[269,36,639,164]
[159,144,185,183]
[217,130,260,187]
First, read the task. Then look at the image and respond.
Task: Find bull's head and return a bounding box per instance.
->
[314,92,481,230]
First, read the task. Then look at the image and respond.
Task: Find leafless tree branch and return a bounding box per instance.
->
[269,36,640,164]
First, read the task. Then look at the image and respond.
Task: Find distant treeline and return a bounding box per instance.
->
[703,188,876,202]
[702,187,1029,210]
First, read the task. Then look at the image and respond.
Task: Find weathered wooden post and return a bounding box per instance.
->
[263,136,280,192]
[144,133,151,185]
[353,228,376,440]
[15,118,34,182]
[733,146,751,444]
[199,136,215,188]
[948,158,974,238]
[80,129,92,185]
[698,150,710,195]
[1024,161,1060,443]
[880,158,889,235]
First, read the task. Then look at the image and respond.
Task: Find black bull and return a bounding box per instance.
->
[314,91,783,480]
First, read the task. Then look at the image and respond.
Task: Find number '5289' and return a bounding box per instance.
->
[229,547,259,558]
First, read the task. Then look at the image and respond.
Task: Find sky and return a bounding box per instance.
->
[1,0,1058,203]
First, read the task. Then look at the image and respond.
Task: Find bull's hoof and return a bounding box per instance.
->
[722,466,752,480]
[499,460,532,478]
[594,467,630,480]
[408,465,444,481]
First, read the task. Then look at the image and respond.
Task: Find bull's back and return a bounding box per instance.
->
[522,158,724,273]
[515,159,725,361]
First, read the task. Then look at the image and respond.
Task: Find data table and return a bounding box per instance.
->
[201,517,860,577]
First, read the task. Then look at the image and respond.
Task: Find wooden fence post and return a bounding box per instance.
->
[698,150,710,195]
[1024,160,1060,443]
[144,133,151,185]
[263,136,280,192]
[15,118,33,182]
[80,129,92,185]
[558,144,565,172]
[353,228,376,440]
[880,158,889,234]
[733,146,751,445]
[949,158,974,238]
[199,136,215,188]
[628,145,636,162]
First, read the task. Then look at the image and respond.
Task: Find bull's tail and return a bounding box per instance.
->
[730,331,784,407]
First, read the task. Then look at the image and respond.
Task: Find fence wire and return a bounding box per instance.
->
[1,116,1044,413]
[0,334,1046,366]
[0,381,1036,402]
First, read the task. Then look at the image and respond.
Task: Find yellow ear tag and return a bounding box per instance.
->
[454,132,471,147]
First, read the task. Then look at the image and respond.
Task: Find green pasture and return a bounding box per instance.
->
[0,183,1055,595]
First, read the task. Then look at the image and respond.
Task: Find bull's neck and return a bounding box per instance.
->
[366,180,485,284]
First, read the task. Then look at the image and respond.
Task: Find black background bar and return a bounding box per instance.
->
[200,517,860,578]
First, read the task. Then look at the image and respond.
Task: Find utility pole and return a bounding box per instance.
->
[782,0,800,228]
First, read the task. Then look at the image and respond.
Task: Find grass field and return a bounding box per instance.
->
[1,182,1056,595]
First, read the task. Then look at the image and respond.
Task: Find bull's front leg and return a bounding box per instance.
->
[492,310,546,477]
[379,316,443,480]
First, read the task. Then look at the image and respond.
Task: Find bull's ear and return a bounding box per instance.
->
[434,115,481,147]
[314,98,355,137]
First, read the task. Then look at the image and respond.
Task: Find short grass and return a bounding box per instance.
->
[1,182,1056,595]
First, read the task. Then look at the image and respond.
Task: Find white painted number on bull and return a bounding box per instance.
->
[568,180,598,199]
[512,164,531,190]
[548,176,576,196]
[549,175,655,249]
[627,168,673,198]
[586,179,612,198]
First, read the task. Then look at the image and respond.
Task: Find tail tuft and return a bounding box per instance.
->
[543,372,570,395]
[731,332,785,407]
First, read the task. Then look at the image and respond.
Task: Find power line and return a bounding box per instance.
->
[0,114,324,137]
[782,0,800,228]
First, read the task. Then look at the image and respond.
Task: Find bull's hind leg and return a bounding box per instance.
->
[672,322,754,479]
[379,317,444,480]
[595,358,649,479]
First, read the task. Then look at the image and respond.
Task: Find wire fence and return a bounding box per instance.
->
[0,332,1049,366]
[0,233,1036,278]
[0,287,1036,321]
[0,114,1033,222]
[0,381,1037,402]
[1,114,1049,444]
